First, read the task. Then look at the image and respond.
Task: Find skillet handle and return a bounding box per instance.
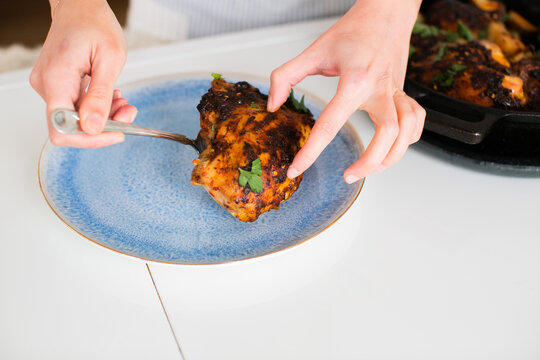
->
[422,108,498,145]
[405,80,499,145]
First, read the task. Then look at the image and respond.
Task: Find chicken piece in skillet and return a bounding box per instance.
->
[408,40,526,108]
[513,58,540,110]
[469,0,506,20]
[486,21,527,58]
[427,0,527,58]
[426,0,492,35]
[191,77,314,222]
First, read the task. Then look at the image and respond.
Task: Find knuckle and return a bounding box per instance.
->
[113,98,129,108]
[86,85,110,101]
[347,68,369,86]
[375,67,393,84]
[361,157,380,171]
[380,121,399,139]
[416,106,427,120]
[314,120,338,140]
[29,69,40,89]
[270,68,283,83]
[413,128,424,143]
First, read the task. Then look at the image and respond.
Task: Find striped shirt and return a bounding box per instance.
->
[127,0,356,40]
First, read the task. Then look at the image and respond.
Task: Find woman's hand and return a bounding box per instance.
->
[268,0,425,183]
[30,0,137,148]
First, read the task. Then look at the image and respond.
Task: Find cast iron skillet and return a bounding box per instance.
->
[406,0,540,145]
[404,79,540,145]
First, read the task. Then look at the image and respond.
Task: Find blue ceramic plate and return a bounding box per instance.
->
[39,74,364,264]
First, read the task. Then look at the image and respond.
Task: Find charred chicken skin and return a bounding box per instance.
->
[191,78,314,222]
[408,40,525,108]
[409,0,540,111]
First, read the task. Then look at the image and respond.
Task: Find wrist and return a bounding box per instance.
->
[49,0,108,19]
[351,0,421,24]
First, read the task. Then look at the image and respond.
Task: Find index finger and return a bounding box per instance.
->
[287,72,371,178]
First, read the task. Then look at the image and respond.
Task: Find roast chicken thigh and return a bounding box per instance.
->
[191,77,314,222]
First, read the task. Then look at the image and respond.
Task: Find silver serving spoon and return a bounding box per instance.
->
[51,109,206,153]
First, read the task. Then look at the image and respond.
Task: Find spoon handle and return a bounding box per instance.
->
[51,109,200,150]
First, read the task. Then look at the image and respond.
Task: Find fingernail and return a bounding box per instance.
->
[129,109,138,123]
[267,96,273,111]
[287,166,300,179]
[375,165,387,173]
[345,175,360,184]
[87,114,103,133]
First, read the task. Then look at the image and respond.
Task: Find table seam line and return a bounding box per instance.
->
[146,263,186,360]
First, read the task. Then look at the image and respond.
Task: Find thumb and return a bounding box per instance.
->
[78,55,123,135]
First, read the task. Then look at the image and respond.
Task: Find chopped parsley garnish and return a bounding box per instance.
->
[433,44,448,62]
[238,158,263,193]
[249,101,260,109]
[409,45,416,58]
[412,22,440,38]
[211,73,222,80]
[288,89,308,113]
[501,13,510,23]
[478,28,487,40]
[457,20,475,41]
[450,63,467,73]
[432,63,467,88]
[211,124,215,131]
[445,31,459,42]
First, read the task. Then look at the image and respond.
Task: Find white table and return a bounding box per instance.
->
[1,18,539,360]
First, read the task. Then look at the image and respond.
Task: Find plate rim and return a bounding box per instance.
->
[37,71,366,266]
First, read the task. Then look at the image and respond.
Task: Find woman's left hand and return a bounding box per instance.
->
[268,0,425,183]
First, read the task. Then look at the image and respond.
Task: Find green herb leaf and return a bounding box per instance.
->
[440,77,454,87]
[502,13,510,23]
[457,20,475,41]
[250,101,260,109]
[412,22,440,38]
[251,158,262,176]
[211,124,215,132]
[238,158,264,193]
[432,64,466,88]
[434,44,448,62]
[247,175,263,193]
[432,73,446,83]
[238,172,249,187]
[288,89,308,113]
[450,63,467,73]
[211,73,222,80]
[409,45,416,58]
[478,28,487,40]
[445,31,459,42]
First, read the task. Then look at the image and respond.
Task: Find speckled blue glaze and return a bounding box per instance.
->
[39,75,363,264]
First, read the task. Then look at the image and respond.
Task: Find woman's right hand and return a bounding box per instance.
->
[30,0,137,148]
